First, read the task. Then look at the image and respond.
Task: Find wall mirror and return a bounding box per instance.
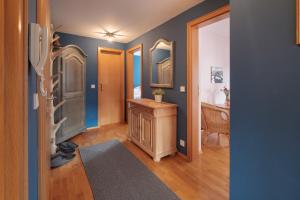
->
[150,39,174,88]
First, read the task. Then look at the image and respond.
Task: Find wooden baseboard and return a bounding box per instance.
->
[86,123,127,133]
[86,127,100,132]
[177,152,190,162]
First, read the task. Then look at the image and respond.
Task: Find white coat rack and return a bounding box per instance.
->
[49,26,67,155]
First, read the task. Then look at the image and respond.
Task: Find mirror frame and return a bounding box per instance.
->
[149,38,174,88]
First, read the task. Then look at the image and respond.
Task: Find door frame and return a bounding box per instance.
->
[0,0,3,196]
[98,47,125,127]
[37,0,51,199]
[297,0,300,44]
[186,5,230,161]
[0,0,29,198]
[126,44,143,100]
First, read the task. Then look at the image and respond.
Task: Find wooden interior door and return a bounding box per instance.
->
[98,48,125,127]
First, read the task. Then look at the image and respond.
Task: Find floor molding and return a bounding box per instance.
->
[177,152,190,161]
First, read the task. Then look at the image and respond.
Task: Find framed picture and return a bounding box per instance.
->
[297,0,300,44]
[211,66,224,83]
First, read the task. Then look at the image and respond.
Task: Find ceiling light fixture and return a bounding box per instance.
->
[96,30,125,42]
[107,38,113,42]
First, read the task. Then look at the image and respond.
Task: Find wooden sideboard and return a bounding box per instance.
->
[127,98,177,162]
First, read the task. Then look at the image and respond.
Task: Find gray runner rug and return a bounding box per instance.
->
[79,140,180,200]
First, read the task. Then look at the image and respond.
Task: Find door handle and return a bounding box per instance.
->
[100,83,103,92]
[47,96,57,101]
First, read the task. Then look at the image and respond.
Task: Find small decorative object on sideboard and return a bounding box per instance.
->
[221,86,230,106]
[152,88,165,103]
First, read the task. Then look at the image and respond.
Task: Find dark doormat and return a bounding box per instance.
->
[79,140,180,200]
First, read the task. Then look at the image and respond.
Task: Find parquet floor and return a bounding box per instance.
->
[50,124,229,200]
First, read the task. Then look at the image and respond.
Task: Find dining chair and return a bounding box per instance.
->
[201,102,230,146]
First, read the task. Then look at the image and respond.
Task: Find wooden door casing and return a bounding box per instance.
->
[187,5,230,161]
[126,50,134,100]
[98,48,125,127]
[1,0,29,199]
[37,0,52,199]
[0,0,4,197]
[126,44,143,100]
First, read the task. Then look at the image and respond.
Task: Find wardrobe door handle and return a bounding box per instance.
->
[47,96,57,101]
[100,83,103,92]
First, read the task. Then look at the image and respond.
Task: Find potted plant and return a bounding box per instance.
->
[152,88,165,103]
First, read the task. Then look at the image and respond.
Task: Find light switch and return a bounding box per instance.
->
[33,93,39,110]
[180,139,185,147]
[91,84,96,89]
[180,86,186,92]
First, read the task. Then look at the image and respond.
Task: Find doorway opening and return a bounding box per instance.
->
[187,5,230,160]
[126,44,143,100]
[133,50,142,99]
[199,14,230,150]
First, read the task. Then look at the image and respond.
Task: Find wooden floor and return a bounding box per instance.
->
[50,124,229,200]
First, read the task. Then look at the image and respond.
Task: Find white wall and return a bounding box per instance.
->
[199,17,230,105]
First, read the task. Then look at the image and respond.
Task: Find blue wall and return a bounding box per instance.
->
[126,0,229,154]
[231,0,300,199]
[133,55,141,88]
[28,0,38,200]
[58,33,126,128]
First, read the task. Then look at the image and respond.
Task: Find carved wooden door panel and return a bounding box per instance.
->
[130,108,141,142]
[57,46,86,143]
[140,112,154,153]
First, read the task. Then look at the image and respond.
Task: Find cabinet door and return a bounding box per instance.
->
[140,112,154,153]
[130,108,140,142]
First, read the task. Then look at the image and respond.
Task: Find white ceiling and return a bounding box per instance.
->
[51,0,204,43]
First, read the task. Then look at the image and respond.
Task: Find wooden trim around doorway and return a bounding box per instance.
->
[0,0,4,196]
[37,0,52,199]
[0,0,29,199]
[186,5,230,161]
[297,0,300,44]
[98,47,125,127]
[126,44,143,100]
